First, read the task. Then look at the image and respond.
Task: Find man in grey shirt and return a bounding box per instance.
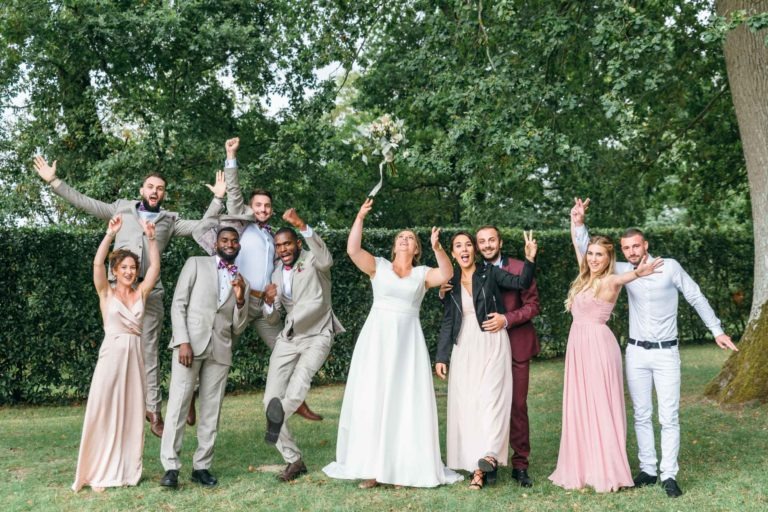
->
[33,156,225,437]
[571,197,737,498]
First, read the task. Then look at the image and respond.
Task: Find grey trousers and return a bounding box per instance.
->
[263,332,333,463]
[143,287,164,413]
[246,297,283,350]
[161,344,230,471]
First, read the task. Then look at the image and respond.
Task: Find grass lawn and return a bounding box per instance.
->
[2,345,767,511]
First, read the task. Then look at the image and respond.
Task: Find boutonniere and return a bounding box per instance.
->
[295,261,305,273]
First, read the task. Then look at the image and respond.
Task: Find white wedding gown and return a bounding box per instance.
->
[323,257,462,487]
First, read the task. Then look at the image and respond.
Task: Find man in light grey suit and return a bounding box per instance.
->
[193,137,321,421]
[159,227,249,489]
[33,156,225,437]
[263,208,344,482]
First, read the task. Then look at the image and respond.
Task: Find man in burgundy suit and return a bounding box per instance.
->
[476,225,540,487]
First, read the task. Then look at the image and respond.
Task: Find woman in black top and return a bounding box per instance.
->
[435,230,537,490]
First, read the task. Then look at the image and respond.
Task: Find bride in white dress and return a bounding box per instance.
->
[323,198,462,488]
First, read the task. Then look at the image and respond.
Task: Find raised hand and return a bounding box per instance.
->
[107,215,123,236]
[225,137,240,159]
[634,254,664,277]
[357,198,373,221]
[33,156,57,183]
[141,219,156,240]
[523,230,538,261]
[282,208,306,230]
[430,226,443,251]
[570,197,590,226]
[205,170,226,198]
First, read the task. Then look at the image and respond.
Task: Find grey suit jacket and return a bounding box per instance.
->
[223,162,252,216]
[169,256,250,366]
[51,178,223,283]
[270,231,344,339]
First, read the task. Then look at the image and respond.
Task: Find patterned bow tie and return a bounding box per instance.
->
[218,259,238,276]
[258,222,273,235]
[283,264,292,271]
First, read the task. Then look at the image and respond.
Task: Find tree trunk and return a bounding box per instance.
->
[705,0,768,403]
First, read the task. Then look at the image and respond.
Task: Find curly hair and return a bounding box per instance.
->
[108,249,140,276]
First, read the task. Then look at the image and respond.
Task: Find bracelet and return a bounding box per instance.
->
[633,269,640,278]
[148,236,156,241]
[106,230,115,237]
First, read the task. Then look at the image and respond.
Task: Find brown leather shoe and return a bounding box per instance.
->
[278,459,307,482]
[146,410,165,438]
[295,401,322,421]
[186,394,196,426]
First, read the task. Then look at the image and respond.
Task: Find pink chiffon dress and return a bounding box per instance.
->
[549,291,634,493]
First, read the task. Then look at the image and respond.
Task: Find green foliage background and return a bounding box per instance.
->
[0,226,751,404]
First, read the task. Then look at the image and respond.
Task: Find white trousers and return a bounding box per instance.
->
[625,344,681,481]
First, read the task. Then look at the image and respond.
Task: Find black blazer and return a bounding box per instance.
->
[436,260,535,364]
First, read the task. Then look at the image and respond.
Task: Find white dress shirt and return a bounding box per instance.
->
[215,256,234,306]
[236,223,275,293]
[575,225,723,341]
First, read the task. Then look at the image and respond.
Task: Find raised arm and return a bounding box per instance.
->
[138,221,160,301]
[609,254,664,289]
[171,170,226,237]
[570,197,590,265]
[34,156,117,220]
[425,227,452,289]
[347,198,376,276]
[283,208,333,270]
[93,215,122,297]
[223,137,249,215]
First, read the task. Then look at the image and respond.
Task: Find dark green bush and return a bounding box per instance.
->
[0,226,751,404]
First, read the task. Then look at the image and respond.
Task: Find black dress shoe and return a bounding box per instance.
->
[511,468,533,487]
[160,469,179,489]
[278,459,307,482]
[633,471,658,487]
[265,397,284,444]
[191,469,218,487]
[661,478,683,497]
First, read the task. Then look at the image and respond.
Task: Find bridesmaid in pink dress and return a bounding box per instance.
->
[549,199,663,493]
[72,214,160,492]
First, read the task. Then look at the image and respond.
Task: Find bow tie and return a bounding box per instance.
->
[283,264,293,271]
[218,260,238,276]
[258,222,273,235]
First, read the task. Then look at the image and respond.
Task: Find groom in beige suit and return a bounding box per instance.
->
[159,227,249,489]
[263,208,344,482]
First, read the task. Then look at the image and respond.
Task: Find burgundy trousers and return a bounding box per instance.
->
[510,358,531,469]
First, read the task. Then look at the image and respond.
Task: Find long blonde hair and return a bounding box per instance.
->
[565,235,616,311]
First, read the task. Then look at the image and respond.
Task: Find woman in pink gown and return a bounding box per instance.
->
[72,215,160,492]
[549,199,663,493]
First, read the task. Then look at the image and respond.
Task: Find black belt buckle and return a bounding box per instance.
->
[638,340,653,350]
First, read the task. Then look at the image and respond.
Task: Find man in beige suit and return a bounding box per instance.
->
[33,156,225,437]
[263,209,344,482]
[191,137,321,422]
[159,227,249,489]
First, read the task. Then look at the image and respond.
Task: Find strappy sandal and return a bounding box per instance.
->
[469,469,485,490]
[477,456,498,485]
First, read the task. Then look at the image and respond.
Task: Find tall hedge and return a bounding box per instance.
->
[0,226,752,404]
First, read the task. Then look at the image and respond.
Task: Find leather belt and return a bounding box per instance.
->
[628,338,678,350]
[249,289,265,299]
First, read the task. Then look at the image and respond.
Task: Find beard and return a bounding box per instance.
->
[141,197,162,213]
[217,247,239,263]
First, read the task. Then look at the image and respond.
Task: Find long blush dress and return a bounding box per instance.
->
[323,257,462,487]
[72,295,146,492]
[445,285,512,471]
[549,291,634,493]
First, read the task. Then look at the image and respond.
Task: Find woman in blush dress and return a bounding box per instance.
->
[72,214,160,492]
[323,198,462,489]
[435,231,537,490]
[549,204,663,493]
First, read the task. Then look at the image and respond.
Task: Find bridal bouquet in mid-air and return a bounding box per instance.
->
[348,114,407,197]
